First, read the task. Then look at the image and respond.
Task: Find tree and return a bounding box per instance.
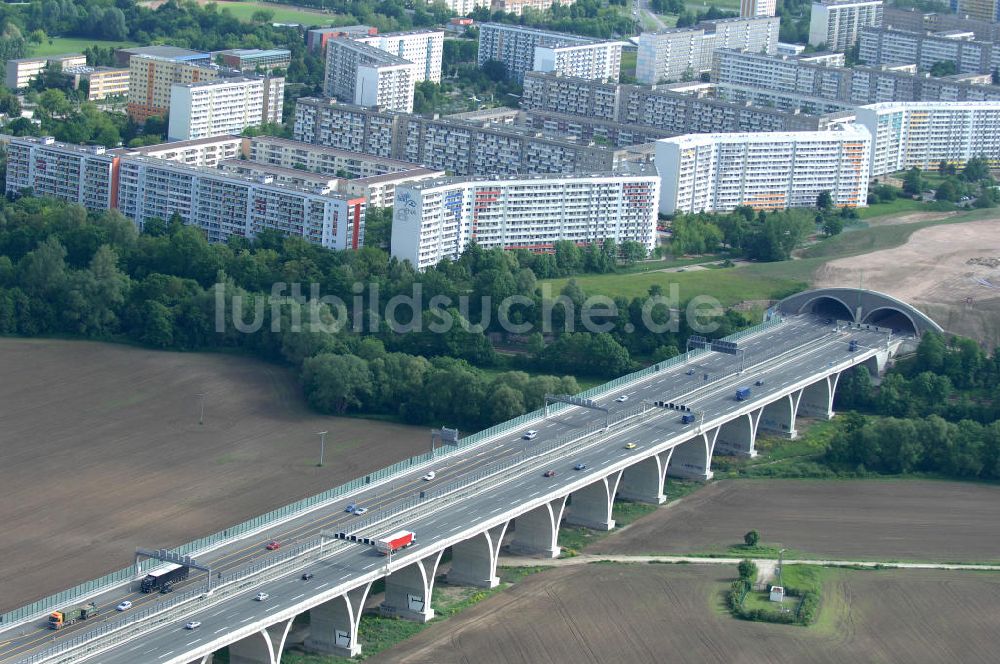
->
[822,215,844,236]
[902,167,925,196]
[302,354,373,414]
[961,157,990,183]
[934,178,962,202]
[738,559,757,580]
[743,530,760,547]
[816,190,833,210]
[930,60,956,77]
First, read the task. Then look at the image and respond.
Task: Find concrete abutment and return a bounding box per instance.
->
[508,497,567,558]
[618,449,673,504]
[565,471,622,531]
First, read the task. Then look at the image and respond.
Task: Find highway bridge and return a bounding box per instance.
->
[0,289,931,664]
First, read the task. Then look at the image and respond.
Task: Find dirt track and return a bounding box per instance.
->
[813,216,1000,346]
[0,339,428,613]
[370,564,1000,664]
[589,479,1000,562]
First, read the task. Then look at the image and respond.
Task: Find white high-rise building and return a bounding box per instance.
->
[324,37,416,112]
[391,173,660,270]
[636,17,779,84]
[808,0,883,51]
[115,156,367,249]
[356,30,444,83]
[740,0,776,17]
[477,23,624,83]
[168,77,284,140]
[5,137,117,211]
[855,101,1000,176]
[655,126,872,214]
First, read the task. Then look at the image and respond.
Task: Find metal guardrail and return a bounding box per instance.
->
[1,316,785,629]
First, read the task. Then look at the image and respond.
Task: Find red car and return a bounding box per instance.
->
[543,470,556,477]
[265,540,281,551]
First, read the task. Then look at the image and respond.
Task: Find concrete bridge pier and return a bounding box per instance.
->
[447,522,509,588]
[305,582,372,658]
[618,449,674,504]
[666,432,715,480]
[757,393,800,439]
[508,496,567,558]
[565,471,623,531]
[381,551,443,622]
[228,617,292,664]
[798,373,841,420]
[712,412,761,457]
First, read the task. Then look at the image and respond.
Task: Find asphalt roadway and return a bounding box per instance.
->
[0,315,889,664]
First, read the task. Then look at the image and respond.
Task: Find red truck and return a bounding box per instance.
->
[375,530,416,555]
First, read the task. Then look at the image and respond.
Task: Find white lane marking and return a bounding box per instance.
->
[265,604,279,612]
[210,609,226,617]
[214,628,227,634]
[528,491,540,498]
[158,652,174,659]
[316,583,330,589]
[449,525,463,533]
[291,593,305,600]
[186,639,201,646]
[363,563,377,569]
[490,507,503,514]
[240,617,253,623]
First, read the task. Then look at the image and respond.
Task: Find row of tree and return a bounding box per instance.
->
[828,332,1000,479]
[667,207,821,261]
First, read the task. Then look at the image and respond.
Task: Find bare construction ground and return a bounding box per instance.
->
[369,564,1000,664]
[589,479,1000,562]
[813,215,1000,347]
[0,339,428,613]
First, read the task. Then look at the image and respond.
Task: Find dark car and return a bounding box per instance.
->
[301,572,314,581]
[543,470,556,477]
[160,583,174,594]
[755,379,764,386]
[574,463,587,471]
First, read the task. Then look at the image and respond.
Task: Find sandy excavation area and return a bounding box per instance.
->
[813,217,1000,346]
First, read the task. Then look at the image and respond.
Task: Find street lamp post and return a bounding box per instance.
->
[317,431,328,467]
[196,393,205,426]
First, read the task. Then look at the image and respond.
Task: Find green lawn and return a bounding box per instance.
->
[543,266,808,307]
[213,1,351,25]
[857,197,928,219]
[28,37,137,57]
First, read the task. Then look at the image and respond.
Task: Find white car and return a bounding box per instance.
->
[422,471,436,481]
[523,430,538,440]
[615,395,629,402]
[353,506,368,515]
[184,621,201,630]
[255,592,269,601]
[116,601,132,611]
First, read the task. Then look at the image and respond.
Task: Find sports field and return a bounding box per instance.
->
[27,37,137,57]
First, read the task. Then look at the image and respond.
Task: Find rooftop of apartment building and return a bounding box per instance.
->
[173,75,279,90]
[249,135,426,171]
[859,100,1000,111]
[309,25,376,35]
[224,158,441,187]
[216,48,291,58]
[116,153,355,198]
[113,135,244,156]
[815,0,883,7]
[662,123,872,145]
[8,53,84,64]
[62,65,129,75]
[327,37,413,65]
[117,45,209,61]
[10,135,112,156]
[478,22,608,46]
[402,167,659,191]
